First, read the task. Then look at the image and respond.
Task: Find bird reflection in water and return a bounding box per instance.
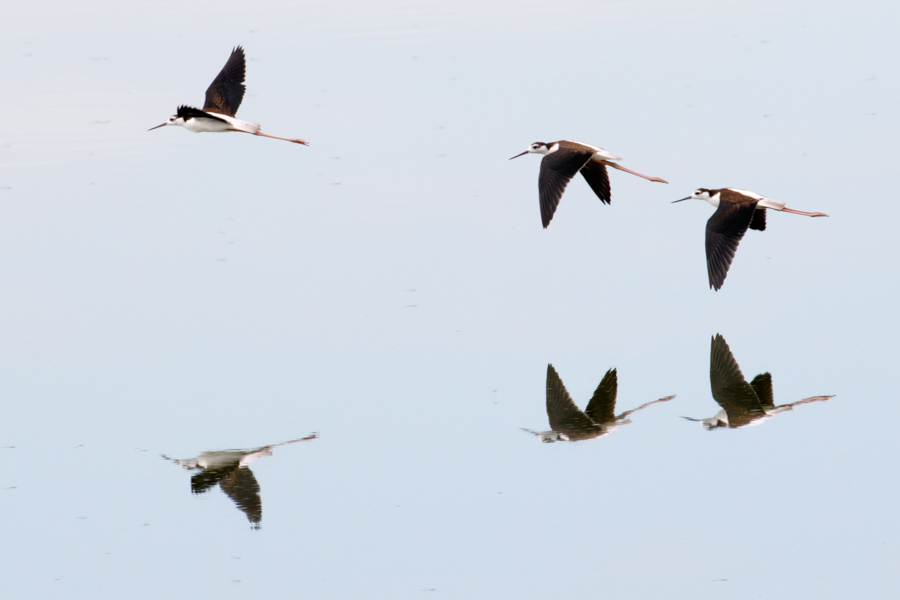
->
[683,334,833,430]
[162,433,318,529]
[523,364,674,442]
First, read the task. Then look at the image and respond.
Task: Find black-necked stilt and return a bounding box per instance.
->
[522,364,673,442]
[682,334,833,430]
[163,433,317,529]
[673,188,828,291]
[149,46,308,146]
[509,140,668,228]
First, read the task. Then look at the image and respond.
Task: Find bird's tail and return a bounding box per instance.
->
[235,120,261,134]
[221,115,261,134]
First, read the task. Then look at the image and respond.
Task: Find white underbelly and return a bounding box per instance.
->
[183,114,261,134]
[183,118,234,133]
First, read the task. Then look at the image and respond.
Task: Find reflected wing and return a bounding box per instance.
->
[584,368,617,424]
[538,148,593,228]
[203,46,247,117]
[705,200,757,290]
[709,334,765,427]
[749,373,774,409]
[219,467,262,528]
[191,468,231,494]
[546,364,596,433]
[579,160,611,204]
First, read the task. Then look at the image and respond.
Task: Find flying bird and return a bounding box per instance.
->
[150,46,308,145]
[522,364,673,442]
[509,140,667,228]
[682,334,833,430]
[673,188,828,290]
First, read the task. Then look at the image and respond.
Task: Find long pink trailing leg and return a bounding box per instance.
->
[617,395,676,419]
[780,206,829,217]
[253,131,309,145]
[266,433,319,449]
[785,395,834,408]
[601,160,668,183]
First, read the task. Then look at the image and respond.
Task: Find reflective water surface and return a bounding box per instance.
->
[3,0,900,598]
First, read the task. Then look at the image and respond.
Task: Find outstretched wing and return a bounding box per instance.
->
[748,208,766,231]
[749,372,774,409]
[579,160,611,204]
[538,148,593,228]
[584,368,617,424]
[190,467,230,494]
[546,364,596,433]
[219,467,262,529]
[203,46,247,117]
[709,334,765,427]
[705,200,757,290]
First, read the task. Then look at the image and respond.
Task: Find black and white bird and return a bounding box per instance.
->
[673,188,828,291]
[150,46,308,145]
[682,334,833,430]
[162,433,317,529]
[509,140,667,228]
[522,364,673,442]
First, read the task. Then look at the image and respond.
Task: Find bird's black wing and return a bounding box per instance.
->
[749,208,766,231]
[584,368,617,424]
[191,467,231,494]
[538,148,593,228]
[546,364,597,435]
[749,372,774,409]
[705,199,758,290]
[203,46,247,117]
[219,467,262,529]
[579,159,611,204]
[709,334,765,428]
[176,105,228,123]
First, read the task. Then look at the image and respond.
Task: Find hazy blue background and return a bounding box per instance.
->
[2,0,898,598]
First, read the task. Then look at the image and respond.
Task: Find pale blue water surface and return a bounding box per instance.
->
[2,0,899,598]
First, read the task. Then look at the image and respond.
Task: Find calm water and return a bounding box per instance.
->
[3,0,899,598]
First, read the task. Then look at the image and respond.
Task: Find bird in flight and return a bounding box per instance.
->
[510,140,667,228]
[150,46,308,145]
[673,188,828,290]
